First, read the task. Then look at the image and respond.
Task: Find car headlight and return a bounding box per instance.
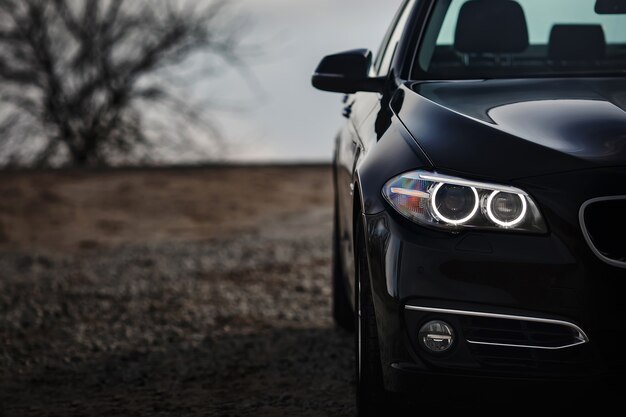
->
[382,171,546,233]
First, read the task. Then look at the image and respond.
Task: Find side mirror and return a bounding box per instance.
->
[311,49,385,94]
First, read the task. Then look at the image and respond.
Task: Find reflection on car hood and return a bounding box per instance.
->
[398,78,626,181]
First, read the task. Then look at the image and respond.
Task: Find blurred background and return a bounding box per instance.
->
[215,0,403,163]
[0,1,401,416]
[0,0,402,167]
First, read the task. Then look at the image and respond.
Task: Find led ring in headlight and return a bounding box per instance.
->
[431,183,479,225]
[486,191,527,227]
[382,170,546,233]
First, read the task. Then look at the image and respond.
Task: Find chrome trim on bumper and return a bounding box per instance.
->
[405,305,589,350]
[465,340,586,350]
[579,195,626,269]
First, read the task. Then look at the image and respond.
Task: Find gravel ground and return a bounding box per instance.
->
[0,167,354,417]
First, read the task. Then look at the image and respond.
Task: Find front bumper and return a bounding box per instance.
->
[363,169,626,390]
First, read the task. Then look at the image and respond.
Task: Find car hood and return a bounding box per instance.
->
[396,78,626,181]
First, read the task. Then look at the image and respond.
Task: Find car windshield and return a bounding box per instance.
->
[415,0,626,79]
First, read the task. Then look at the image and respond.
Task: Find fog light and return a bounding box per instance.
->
[419,320,454,353]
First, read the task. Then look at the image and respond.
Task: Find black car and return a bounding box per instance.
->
[313,0,626,414]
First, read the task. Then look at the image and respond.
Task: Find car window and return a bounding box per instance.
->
[436,0,626,44]
[373,3,406,74]
[415,0,626,79]
[377,0,417,77]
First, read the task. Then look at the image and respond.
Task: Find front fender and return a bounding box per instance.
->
[354,115,432,215]
[352,115,433,390]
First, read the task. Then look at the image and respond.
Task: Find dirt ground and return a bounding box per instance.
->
[0,165,355,417]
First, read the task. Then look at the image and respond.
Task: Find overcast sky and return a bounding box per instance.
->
[201,0,403,162]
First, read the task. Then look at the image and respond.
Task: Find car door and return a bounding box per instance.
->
[336,0,416,305]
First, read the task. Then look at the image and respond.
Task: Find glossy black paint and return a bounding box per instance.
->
[312,49,385,94]
[314,0,626,395]
[401,78,626,181]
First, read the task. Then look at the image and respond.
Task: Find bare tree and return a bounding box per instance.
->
[0,0,248,167]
